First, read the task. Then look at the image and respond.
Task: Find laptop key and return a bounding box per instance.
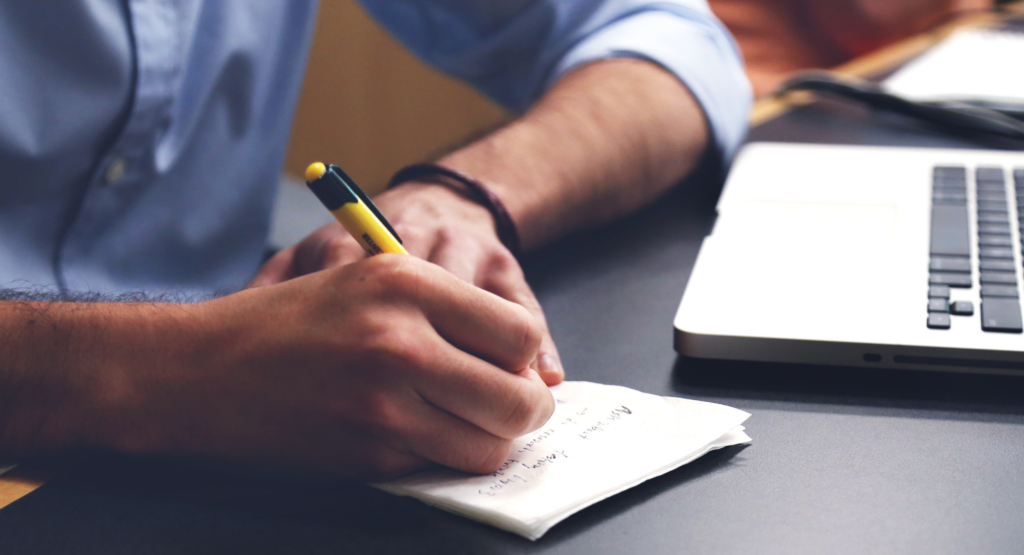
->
[1014,168,1024,185]
[930,205,971,256]
[933,183,966,190]
[951,300,975,316]
[929,273,972,287]
[979,235,1012,247]
[929,285,951,299]
[979,247,1014,259]
[927,313,951,329]
[978,224,1011,236]
[977,192,1007,202]
[981,259,1016,272]
[929,257,971,272]
[935,166,967,178]
[981,285,1019,298]
[981,272,1018,285]
[977,201,1009,213]
[981,298,1023,333]
[928,299,949,312]
[976,167,1005,183]
[974,209,1007,221]
[932,194,967,205]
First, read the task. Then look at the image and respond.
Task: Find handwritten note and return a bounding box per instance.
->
[375,381,750,540]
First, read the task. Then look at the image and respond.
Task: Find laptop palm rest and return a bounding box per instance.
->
[684,199,899,341]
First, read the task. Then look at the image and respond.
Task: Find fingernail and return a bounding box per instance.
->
[537,354,563,379]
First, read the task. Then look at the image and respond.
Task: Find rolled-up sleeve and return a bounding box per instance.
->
[358,0,752,163]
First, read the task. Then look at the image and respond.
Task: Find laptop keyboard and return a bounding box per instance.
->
[929,166,1024,332]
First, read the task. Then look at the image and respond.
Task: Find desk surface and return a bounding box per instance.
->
[4,101,1024,555]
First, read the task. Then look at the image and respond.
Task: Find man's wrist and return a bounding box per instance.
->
[388,164,522,257]
[378,180,504,244]
[0,300,201,458]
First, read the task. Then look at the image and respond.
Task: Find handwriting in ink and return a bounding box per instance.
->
[517,429,555,453]
[607,406,632,420]
[521,450,569,470]
[578,406,633,439]
[489,459,521,477]
[561,407,589,426]
[478,474,528,496]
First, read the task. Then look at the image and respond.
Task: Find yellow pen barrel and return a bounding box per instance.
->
[331,201,408,255]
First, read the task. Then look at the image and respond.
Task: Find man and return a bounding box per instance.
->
[0,1,749,479]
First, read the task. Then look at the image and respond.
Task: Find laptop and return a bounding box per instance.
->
[674,142,1024,374]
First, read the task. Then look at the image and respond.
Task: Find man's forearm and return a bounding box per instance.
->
[440,58,710,250]
[0,299,193,458]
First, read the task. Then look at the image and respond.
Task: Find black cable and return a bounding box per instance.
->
[776,71,1024,144]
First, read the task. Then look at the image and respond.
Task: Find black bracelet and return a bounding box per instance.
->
[387,163,522,258]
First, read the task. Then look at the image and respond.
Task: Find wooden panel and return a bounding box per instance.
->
[284,1,509,194]
[0,466,54,511]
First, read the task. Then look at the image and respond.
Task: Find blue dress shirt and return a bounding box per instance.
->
[0,0,749,296]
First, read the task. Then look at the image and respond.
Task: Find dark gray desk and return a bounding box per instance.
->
[4,99,1024,554]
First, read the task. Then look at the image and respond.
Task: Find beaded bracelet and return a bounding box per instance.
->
[387,163,522,258]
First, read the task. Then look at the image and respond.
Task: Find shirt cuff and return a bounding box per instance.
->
[548,10,752,165]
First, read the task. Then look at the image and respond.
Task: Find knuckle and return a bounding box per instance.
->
[361,325,426,371]
[347,308,395,350]
[487,248,519,274]
[358,393,404,436]
[469,438,514,474]
[499,381,547,438]
[435,225,461,246]
[394,223,426,245]
[316,234,356,267]
[512,306,543,363]
[322,234,351,253]
[362,255,427,294]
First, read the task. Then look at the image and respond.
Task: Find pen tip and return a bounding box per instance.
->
[305,162,327,183]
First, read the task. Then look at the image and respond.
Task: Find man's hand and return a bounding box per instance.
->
[253,58,709,389]
[251,182,565,385]
[0,257,555,480]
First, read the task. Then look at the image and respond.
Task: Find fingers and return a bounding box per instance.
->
[426,229,482,284]
[411,265,542,372]
[480,254,565,385]
[248,248,297,288]
[401,395,518,474]
[413,337,555,439]
[293,223,366,276]
[362,255,542,372]
[250,223,370,289]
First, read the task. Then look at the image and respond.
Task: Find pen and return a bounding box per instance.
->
[304,162,409,256]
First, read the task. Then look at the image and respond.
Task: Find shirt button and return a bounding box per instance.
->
[104,158,127,185]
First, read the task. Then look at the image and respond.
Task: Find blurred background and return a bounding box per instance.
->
[284,1,508,194]
[271,0,1004,248]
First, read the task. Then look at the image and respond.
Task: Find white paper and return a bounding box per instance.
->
[375,381,750,540]
[883,29,1024,105]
